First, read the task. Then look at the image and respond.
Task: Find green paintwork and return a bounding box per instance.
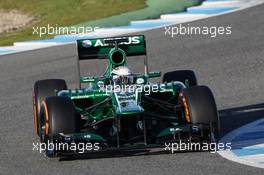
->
[72,133,106,142]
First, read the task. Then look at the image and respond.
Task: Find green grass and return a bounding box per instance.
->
[0,0,146,46]
[76,0,203,28]
[0,0,203,46]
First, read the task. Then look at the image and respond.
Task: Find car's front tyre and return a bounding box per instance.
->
[40,96,80,157]
[33,79,67,136]
[180,85,220,142]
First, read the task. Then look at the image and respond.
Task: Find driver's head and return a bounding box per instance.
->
[112,66,133,85]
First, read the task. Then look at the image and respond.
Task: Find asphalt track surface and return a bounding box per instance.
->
[0,4,264,175]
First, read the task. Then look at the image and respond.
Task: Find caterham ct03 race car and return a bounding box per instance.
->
[33,35,220,157]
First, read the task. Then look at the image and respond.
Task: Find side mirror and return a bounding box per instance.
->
[80,76,96,83]
[147,71,161,78]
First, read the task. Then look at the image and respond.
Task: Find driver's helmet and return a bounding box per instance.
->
[112,66,133,85]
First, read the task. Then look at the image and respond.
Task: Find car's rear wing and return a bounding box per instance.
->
[76,35,146,60]
[75,35,150,88]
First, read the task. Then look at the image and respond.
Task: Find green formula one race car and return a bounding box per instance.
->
[33,35,220,157]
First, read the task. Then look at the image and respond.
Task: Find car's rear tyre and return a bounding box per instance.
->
[163,70,197,87]
[181,85,220,141]
[40,96,80,157]
[33,79,67,136]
